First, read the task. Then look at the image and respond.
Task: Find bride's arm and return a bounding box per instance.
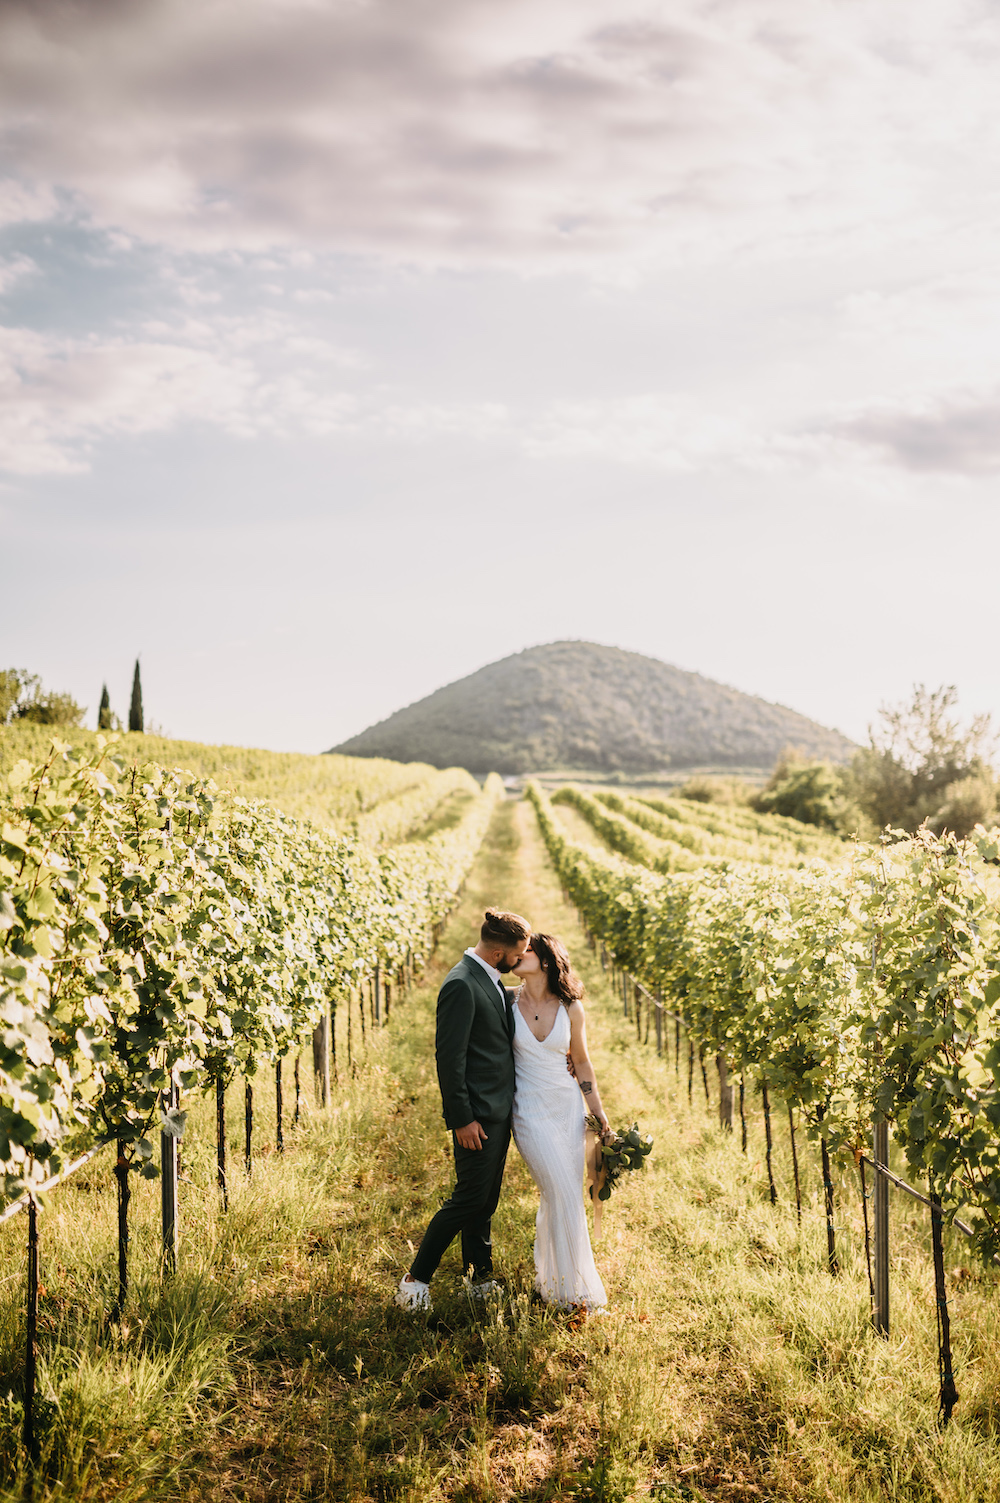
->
[568,1001,610,1135]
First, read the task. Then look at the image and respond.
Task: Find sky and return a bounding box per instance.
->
[2,0,1000,755]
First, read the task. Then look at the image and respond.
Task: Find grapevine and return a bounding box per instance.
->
[531,781,1000,1262]
[0,736,502,1204]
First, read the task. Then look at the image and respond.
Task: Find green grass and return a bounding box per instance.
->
[1,796,999,1501]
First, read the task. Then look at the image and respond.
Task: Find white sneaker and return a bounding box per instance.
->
[395,1275,432,1312]
[464,1277,502,1302]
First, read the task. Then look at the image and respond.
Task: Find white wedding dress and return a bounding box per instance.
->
[511,998,608,1309]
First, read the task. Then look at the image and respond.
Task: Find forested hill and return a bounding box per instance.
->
[330,641,855,774]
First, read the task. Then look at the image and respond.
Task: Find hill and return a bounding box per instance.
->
[330,641,855,774]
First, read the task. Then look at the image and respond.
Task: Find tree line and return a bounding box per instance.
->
[1,661,145,733]
[752,684,997,839]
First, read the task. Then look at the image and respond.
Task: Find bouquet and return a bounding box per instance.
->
[585,1117,653,1232]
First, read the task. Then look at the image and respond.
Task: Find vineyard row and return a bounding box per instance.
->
[0,737,503,1205]
[551,784,840,873]
[530,782,1000,1262]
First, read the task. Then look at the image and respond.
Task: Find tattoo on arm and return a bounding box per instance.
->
[581,1081,593,1095]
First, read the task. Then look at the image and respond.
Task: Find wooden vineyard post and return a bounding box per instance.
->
[113,1138,130,1318]
[815,1103,838,1275]
[160,1072,179,1272]
[654,996,663,1057]
[330,999,337,1084]
[868,930,887,1325]
[717,1053,733,1133]
[23,1194,38,1464]
[275,1060,284,1154]
[216,1076,228,1211]
[294,1050,301,1125]
[788,1104,802,1226]
[699,1049,710,1107]
[384,980,391,1024]
[313,1012,330,1107]
[873,1117,890,1333]
[374,964,382,1025]
[244,1079,253,1176]
[761,1080,778,1204]
[635,982,642,1042]
[687,1040,694,1105]
[622,971,629,1020]
[739,1074,747,1153]
[930,1191,959,1423]
[821,1137,838,1272]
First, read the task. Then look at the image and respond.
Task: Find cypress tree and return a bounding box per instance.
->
[98,683,112,730]
[129,660,143,733]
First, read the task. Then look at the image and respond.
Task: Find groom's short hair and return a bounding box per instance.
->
[481,908,531,946]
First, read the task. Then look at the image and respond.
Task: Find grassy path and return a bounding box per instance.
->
[3,796,1000,1501]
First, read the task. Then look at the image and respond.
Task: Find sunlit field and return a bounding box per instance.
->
[3,795,999,1502]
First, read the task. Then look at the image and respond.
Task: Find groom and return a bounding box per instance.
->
[396,907,532,1312]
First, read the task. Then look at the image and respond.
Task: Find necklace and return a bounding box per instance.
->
[517,985,541,1021]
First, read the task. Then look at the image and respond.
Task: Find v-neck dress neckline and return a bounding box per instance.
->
[513,987,563,1046]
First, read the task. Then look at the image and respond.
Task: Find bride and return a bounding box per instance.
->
[509,933,609,1310]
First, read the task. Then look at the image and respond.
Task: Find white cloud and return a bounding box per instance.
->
[0,312,496,471]
[829,389,1000,474]
[0,325,260,472]
[525,386,1000,479]
[5,311,998,481]
[525,394,752,472]
[2,0,999,268]
[0,177,58,230]
[0,254,37,295]
[0,302,378,472]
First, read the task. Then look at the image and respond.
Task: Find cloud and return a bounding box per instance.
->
[0,324,261,472]
[0,310,504,471]
[526,385,1000,479]
[6,315,997,482]
[0,254,38,295]
[0,177,58,230]
[0,296,381,472]
[831,391,1000,474]
[526,394,752,471]
[2,0,999,267]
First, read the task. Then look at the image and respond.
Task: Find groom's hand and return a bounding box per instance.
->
[456,1120,488,1150]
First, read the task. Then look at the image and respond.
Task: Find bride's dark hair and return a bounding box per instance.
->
[530,933,584,1008]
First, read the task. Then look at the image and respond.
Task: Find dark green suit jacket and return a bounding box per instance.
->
[436,954,515,1130]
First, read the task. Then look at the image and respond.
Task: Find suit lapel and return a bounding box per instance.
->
[462,956,509,1030]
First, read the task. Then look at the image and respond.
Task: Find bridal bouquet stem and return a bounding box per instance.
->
[585,1117,654,1234]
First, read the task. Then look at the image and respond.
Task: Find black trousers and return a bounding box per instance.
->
[409,1116,511,1284]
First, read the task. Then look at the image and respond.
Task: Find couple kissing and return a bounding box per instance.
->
[396,908,609,1314]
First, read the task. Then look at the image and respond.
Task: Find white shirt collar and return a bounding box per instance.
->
[465,947,505,992]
